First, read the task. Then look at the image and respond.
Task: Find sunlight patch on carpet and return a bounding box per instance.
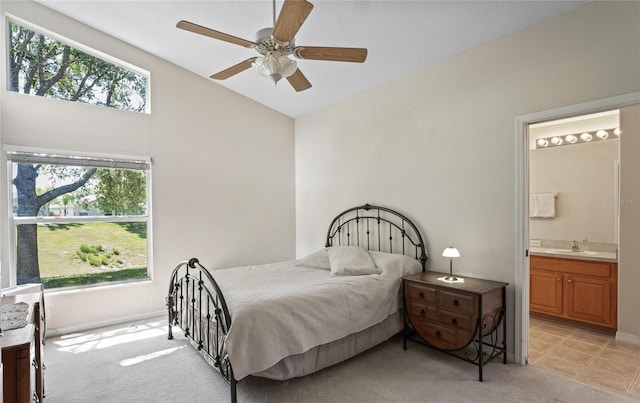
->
[120,345,186,367]
[54,328,167,353]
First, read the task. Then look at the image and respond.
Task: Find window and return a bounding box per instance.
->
[7,149,151,289]
[8,17,148,113]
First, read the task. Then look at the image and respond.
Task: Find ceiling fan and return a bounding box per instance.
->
[176,0,368,92]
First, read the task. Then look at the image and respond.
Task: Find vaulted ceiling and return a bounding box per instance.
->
[36,1,588,118]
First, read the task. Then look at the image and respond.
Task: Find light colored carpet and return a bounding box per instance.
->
[43,317,637,402]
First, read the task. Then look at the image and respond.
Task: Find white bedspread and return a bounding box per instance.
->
[211,260,413,380]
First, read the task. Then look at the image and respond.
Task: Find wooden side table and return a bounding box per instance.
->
[403,271,508,381]
[1,292,45,402]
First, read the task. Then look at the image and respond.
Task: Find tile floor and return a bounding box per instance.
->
[529,315,640,400]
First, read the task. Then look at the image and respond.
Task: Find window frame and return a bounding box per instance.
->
[5,145,153,290]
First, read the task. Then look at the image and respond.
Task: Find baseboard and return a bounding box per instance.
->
[615,331,640,345]
[47,309,166,337]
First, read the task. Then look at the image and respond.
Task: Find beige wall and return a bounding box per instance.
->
[295,0,640,348]
[529,139,619,244]
[619,105,640,341]
[0,1,296,332]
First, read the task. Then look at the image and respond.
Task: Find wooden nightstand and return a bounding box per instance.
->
[403,271,508,381]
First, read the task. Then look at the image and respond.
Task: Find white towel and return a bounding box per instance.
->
[530,193,556,218]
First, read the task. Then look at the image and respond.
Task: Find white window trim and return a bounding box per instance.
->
[13,216,148,225]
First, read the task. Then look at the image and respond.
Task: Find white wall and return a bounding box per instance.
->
[0,1,295,333]
[295,0,640,349]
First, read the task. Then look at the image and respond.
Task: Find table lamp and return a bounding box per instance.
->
[442,247,460,281]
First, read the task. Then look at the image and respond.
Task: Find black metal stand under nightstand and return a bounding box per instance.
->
[402,271,508,381]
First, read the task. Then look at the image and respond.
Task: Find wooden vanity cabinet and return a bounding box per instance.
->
[530,268,563,315]
[530,255,617,329]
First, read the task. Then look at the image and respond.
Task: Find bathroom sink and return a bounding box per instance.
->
[542,248,572,254]
[542,249,597,255]
[572,250,601,256]
[534,248,616,259]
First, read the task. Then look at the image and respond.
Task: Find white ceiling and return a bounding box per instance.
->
[35,1,588,118]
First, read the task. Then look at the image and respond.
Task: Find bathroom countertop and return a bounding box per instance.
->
[529,247,617,263]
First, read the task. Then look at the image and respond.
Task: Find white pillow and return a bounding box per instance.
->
[295,248,330,270]
[327,246,381,276]
[368,250,423,277]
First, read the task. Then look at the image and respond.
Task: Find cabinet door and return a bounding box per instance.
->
[530,269,563,315]
[566,274,611,325]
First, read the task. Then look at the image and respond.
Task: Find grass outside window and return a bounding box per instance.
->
[36,221,148,288]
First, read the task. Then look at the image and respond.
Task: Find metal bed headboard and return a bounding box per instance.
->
[325,203,428,271]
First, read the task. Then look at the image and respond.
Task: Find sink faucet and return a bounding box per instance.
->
[571,240,580,252]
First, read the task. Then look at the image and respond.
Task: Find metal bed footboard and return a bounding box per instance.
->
[167,257,237,403]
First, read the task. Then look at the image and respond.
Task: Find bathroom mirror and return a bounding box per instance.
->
[529,111,620,245]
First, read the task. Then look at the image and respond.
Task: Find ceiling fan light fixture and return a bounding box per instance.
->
[252,54,297,84]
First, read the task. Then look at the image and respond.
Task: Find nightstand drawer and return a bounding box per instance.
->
[439,309,474,331]
[406,282,437,304]
[409,301,437,321]
[420,322,457,347]
[439,290,475,314]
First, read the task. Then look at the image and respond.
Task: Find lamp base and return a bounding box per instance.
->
[438,276,465,283]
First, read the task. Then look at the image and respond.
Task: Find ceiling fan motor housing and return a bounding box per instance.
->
[255,27,295,56]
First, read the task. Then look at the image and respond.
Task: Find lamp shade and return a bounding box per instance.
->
[442,247,460,258]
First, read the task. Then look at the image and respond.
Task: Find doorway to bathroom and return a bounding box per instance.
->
[514,92,640,397]
[527,110,622,387]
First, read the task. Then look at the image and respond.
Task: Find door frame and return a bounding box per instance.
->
[514,91,640,365]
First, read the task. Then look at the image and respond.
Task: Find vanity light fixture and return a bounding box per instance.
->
[565,134,578,144]
[550,136,563,146]
[580,132,593,142]
[535,127,619,149]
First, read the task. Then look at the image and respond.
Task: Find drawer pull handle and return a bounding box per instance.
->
[32,359,39,369]
[453,299,460,307]
[451,318,457,325]
[420,309,426,317]
[568,279,573,283]
[557,277,561,281]
[419,291,425,298]
[435,330,442,338]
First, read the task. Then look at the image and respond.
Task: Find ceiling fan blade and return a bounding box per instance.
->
[287,69,312,92]
[177,20,255,48]
[210,58,258,80]
[272,0,314,44]
[295,46,368,63]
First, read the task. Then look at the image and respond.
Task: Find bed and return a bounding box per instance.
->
[166,203,427,403]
